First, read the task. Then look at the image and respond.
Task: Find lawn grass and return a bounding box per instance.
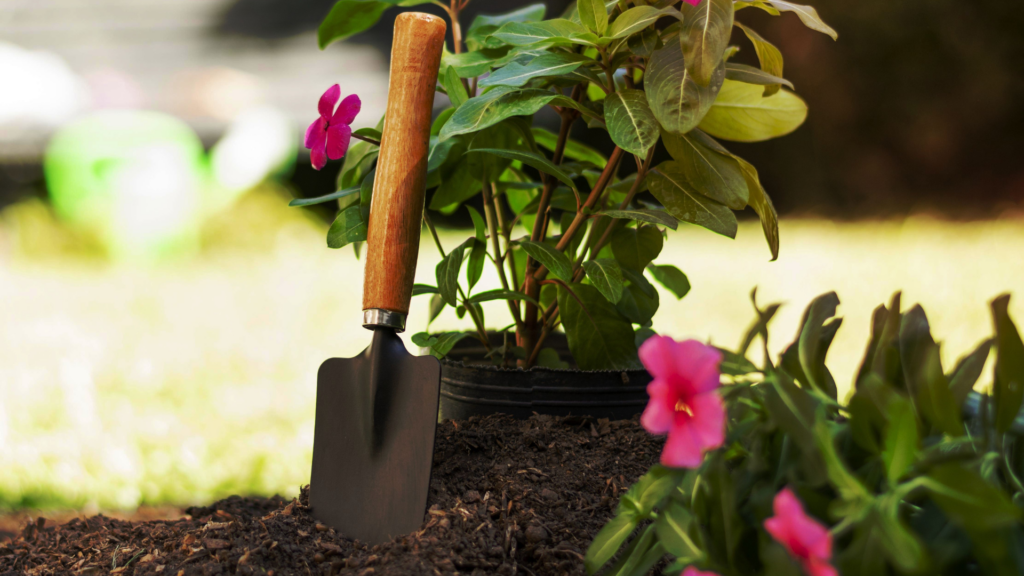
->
[1,186,1021,512]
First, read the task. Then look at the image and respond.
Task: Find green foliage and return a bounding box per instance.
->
[587,291,1024,576]
[311,0,829,368]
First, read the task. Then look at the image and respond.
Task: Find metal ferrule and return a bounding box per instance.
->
[362,309,407,332]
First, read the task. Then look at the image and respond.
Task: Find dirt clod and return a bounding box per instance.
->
[0,413,659,575]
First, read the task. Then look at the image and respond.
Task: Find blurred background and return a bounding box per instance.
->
[1,0,1022,517]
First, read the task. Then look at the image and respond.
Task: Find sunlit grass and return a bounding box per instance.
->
[1,187,1022,511]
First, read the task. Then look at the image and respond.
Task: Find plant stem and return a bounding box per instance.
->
[521,108,576,361]
[586,145,657,261]
[531,146,625,282]
[482,182,524,331]
[351,133,381,147]
[450,0,464,54]
[423,212,490,349]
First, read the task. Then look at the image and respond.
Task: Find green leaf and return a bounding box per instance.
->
[647,264,690,300]
[604,525,664,576]
[479,53,586,88]
[796,291,841,400]
[467,3,546,48]
[927,463,1022,533]
[442,66,469,108]
[466,239,486,291]
[585,513,640,574]
[991,295,1024,434]
[429,159,480,210]
[734,22,787,96]
[813,413,871,513]
[466,289,540,307]
[467,148,578,196]
[603,89,660,156]
[654,501,705,562]
[735,0,780,15]
[882,395,918,486]
[725,63,793,93]
[733,155,779,260]
[467,205,486,241]
[678,0,734,86]
[739,288,780,356]
[518,239,573,282]
[558,283,640,370]
[423,332,471,359]
[716,347,759,376]
[435,243,467,306]
[427,293,445,326]
[492,19,598,47]
[442,48,514,78]
[577,0,609,35]
[627,27,660,58]
[440,87,554,141]
[601,209,678,230]
[611,226,663,271]
[326,205,367,249]
[767,1,838,40]
[620,465,686,516]
[289,186,360,207]
[536,347,570,369]
[616,268,660,325]
[582,259,625,304]
[647,162,738,238]
[900,305,963,435]
[646,42,724,135]
[607,6,682,40]
[948,338,992,407]
[469,3,546,33]
[699,80,808,142]
[412,284,439,296]
[532,127,607,167]
[317,0,389,49]
[661,129,748,210]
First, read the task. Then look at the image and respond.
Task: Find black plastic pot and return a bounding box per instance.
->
[436,332,652,421]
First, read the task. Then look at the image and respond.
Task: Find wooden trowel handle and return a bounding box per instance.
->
[362,12,447,332]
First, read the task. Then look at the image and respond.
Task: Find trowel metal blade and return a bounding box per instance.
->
[309,328,441,545]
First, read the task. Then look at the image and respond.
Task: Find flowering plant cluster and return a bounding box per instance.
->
[298,0,836,369]
[584,291,1024,575]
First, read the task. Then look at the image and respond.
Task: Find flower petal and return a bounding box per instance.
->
[639,335,679,379]
[683,0,702,6]
[661,419,704,468]
[318,84,341,120]
[325,123,352,160]
[305,117,327,150]
[640,380,675,434]
[310,142,327,171]
[682,568,721,576]
[767,488,833,562]
[807,560,838,576]
[688,391,726,451]
[672,340,723,395]
[332,94,361,126]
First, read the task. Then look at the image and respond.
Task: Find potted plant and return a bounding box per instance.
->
[585,291,1024,575]
[293,0,837,419]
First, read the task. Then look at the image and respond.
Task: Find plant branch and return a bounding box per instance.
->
[483,182,524,331]
[424,211,490,349]
[531,146,626,282]
[586,145,657,261]
[351,133,381,147]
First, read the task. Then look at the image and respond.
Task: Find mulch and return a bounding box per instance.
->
[0,413,662,575]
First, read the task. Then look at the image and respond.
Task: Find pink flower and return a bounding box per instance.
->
[639,336,725,468]
[305,84,360,170]
[764,488,837,576]
[682,567,720,576]
[683,0,702,5]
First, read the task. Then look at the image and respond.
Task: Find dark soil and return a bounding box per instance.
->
[0,413,661,576]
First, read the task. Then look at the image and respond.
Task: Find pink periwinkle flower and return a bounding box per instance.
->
[682,567,720,576]
[639,336,725,468]
[683,0,702,5]
[305,84,360,170]
[764,488,838,576]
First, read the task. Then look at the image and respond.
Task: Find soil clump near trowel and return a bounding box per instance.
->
[0,413,662,575]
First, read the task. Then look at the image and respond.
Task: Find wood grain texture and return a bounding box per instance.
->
[362,12,446,315]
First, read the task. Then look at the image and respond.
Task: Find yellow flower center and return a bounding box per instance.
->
[675,399,694,416]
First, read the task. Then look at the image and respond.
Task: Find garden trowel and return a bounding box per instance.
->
[309,12,447,546]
